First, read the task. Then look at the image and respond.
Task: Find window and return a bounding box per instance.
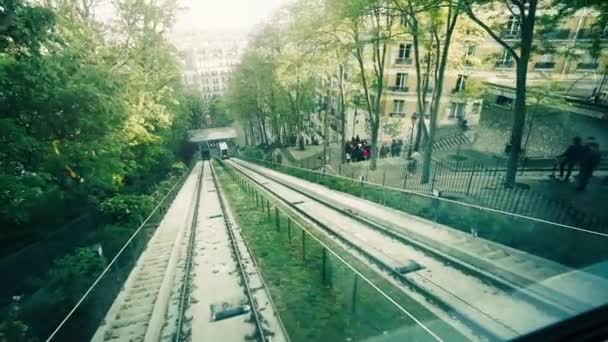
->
[398,43,412,59]
[400,14,409,28]
[396,73,407,88]
[393,100,405,114]
[506,15,520,35]
[497,49,514,67]
[449,102,465,119]
[578,54,599,70]
[454,74,467,92]
[466,46,476,56]
[496,95,514,108]
[536,54,555,69]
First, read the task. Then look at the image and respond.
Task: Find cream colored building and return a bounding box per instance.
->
[172,30,248,101]
[374,10,608,144]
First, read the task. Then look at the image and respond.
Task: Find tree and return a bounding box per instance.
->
[393,0,464,183]
[327,0,400,170]
[462,0,548,186]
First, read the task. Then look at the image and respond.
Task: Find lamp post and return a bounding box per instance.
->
[407,112,418,159]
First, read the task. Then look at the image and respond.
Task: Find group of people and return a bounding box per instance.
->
[345,137,411,162]
[556,136,602,191]
[345,136,372,163]
[379,140,404,159]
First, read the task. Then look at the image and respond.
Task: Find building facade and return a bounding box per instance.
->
[171,30,248,101]
[379,10,607,143]
[312,9,608,148]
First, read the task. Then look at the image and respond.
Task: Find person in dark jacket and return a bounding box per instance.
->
[576,142,601,191]
[558,136,585,181]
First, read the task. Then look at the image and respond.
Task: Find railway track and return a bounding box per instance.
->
[91,160,286,342]
[92,162,203,342]
[204,160,269,341]
[223,158,579,341]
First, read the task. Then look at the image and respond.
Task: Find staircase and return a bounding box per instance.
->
[432,132,471,152]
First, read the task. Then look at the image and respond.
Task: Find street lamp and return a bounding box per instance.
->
[407,112,418,159]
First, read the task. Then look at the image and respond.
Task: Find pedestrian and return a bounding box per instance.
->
[557,136,585,182]
[395,140,402,157]
[355,135,361,145]
[380,143,388,158]
[363,144,371,160]
[576,142,601,191]
[390,140,397,157]
[345,143,352,163]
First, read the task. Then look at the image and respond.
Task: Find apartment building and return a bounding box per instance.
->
[378,9,608,143]
[171,30,248,101]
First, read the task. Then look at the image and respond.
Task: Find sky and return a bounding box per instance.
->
[172,0,289,33]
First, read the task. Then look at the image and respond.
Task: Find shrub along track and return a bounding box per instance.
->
[214,159,471,342]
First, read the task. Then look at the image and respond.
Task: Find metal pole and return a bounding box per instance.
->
[321,248,327,284]
[351,274,359,314]
[275,207,280,231]
[466,164,475,196]
[301,230,306,261]
[407,116,416,159]
[287,218,291,243]
[267,200,271,220]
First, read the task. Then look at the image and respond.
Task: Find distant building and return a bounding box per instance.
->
[171,30,248,101]
[313,9,608,148]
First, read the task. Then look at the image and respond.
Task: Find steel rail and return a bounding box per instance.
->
[174,160,204,341]
[209,160,268,342]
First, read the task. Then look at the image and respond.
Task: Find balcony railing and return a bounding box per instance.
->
[388,86,409,92]
[542,29,571,40]
[500,31,520,39]
[577,28,608,40]
[389,112,406,118]
[495,60,515,68]
[535,62,556,70]
[395,57,413,65]
[578,62,599,70]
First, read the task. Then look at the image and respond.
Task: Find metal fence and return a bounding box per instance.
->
[320,156,606,233]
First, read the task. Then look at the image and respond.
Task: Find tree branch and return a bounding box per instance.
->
[463,1,520,61]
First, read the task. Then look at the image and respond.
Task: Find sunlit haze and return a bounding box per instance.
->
[173,0,289,33]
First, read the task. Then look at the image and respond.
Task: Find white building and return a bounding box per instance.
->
[171,30,248,101]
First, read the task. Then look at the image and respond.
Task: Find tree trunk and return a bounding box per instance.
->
[506,61,529,187]
[370,121,379,170]
[505,4,536,187]
[339,63,347,164]
[421,5,460,184]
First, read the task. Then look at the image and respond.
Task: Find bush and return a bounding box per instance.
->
[99,194,154,225]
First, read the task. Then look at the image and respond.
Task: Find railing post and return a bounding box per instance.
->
[287,218,291,243]
[267,200,271,220]
[301,230,306,262]
[467,165,477,196]
[351,274,359,314]
[275,207,280,231]
[382,169,386,187]
[321,248,327,284]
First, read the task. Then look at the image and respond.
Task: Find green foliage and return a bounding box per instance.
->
[0,0,197,250]
[100,194,154,225]
[0,297,33,342]
[21,247,105,338]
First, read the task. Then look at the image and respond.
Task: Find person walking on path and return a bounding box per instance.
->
[362,143,370,160]
[576,142,601,191]
[558,136,585,181]
[380,143,388,159]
